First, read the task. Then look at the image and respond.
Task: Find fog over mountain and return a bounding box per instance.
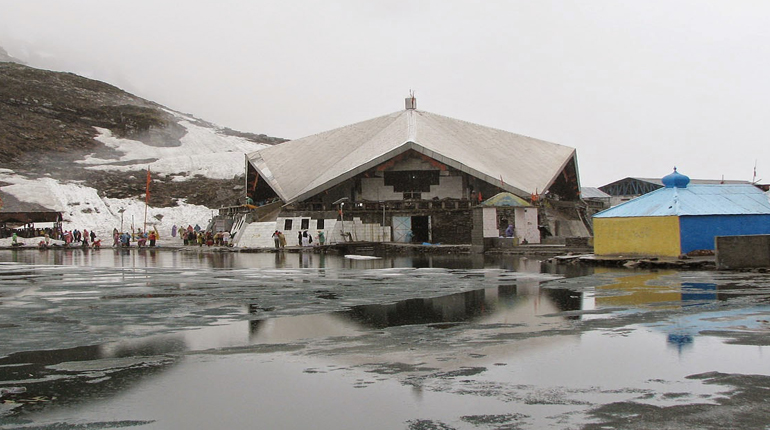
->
[3,1,770,187]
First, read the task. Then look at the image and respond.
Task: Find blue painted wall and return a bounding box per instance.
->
[679,214,770,253]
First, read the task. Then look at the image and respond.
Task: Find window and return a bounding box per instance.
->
[317,219,325,229]
[384,171,439,193]
[284,219,293,230]
[301,218,309,230]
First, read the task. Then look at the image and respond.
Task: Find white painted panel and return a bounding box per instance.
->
[392,216,411,243]
[482,207,499,238]
[515,208,540,244]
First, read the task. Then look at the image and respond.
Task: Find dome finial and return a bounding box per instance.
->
[662,167,690,188]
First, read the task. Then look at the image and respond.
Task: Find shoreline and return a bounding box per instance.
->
[0,239,728,270]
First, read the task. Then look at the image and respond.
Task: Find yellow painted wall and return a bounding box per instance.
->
[594,216,681,257]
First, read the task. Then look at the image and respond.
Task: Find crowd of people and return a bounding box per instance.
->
[8,227,103,249]
[58,228,101,248]
[168,224,231,247]
[112,228,159,248]
[2,225,60,240]
[3,222,319,250]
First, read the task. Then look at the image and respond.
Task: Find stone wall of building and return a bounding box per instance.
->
[716,234,770,269]
[430,210,473,244]
[353,209,473,244]
[471,207,485,253]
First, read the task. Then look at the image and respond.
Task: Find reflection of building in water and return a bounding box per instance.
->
[343,289,487,328]
[246,282,585,383]
[248,314,364,344]
[581,270,721,350]
[594,271,682,307]
[667,333,694,354]
[248,284,583,340]
[299,251,312,268]
[681,282,717,304]
[588,269,718,309]
[496,256,545,273]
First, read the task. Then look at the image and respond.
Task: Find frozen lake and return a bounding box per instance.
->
[1,248,769,429]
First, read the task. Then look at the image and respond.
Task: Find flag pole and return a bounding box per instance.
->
[144,166,151,233]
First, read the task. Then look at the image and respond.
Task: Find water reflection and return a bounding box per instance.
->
[247,284,583,342]
[571,270,768,353]
[682,282,717,303]
[585,269,720,309]
[1,252,769,429]
[667,333,694,352]
[0,249,595,276]
[0,338,180,415]
[2,278,588,417]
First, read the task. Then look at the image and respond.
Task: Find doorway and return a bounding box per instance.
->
[411,216,430,243]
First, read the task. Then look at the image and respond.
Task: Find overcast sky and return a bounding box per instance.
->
[2,1,769,186]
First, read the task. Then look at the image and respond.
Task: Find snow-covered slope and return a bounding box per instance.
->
[0,62,281,242]
[0,168,211,242]
[1,112,270,239]
[82,122,266,179]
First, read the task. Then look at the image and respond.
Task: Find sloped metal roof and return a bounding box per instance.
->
[598,176,753,198]
[581,187,611,199]
[614,177,750,186]
[593,184,770,218]
[247,109,577,203]
[0,190,55,213]
[0,191,61,223]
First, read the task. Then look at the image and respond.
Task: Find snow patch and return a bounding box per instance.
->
[79,121,268,180]
[0,171,212,239]
[162,108,198,123]
[2,114,269,241]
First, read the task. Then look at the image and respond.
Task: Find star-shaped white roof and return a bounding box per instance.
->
[247,108,577,203]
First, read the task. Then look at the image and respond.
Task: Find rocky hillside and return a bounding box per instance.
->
[0,60,286,209]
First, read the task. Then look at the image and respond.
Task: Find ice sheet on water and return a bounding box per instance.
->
[0,262,562,356]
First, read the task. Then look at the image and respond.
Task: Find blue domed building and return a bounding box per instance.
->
[593,168,770,257]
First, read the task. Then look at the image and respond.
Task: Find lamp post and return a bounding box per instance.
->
[332,197,349,242]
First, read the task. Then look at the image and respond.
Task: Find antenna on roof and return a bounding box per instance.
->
[753,160,758,184]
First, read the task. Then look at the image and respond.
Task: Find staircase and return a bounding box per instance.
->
[233,221,277,248]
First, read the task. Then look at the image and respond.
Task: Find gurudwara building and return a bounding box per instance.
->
[239,97,587,247]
